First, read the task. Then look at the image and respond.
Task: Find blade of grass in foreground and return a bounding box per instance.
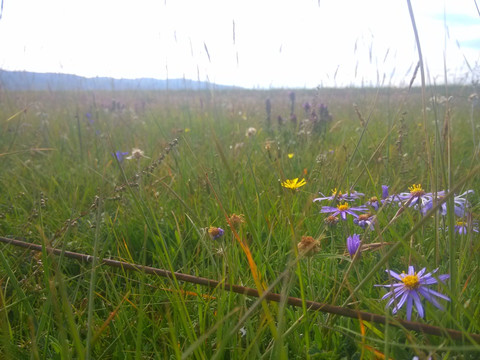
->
[204,170,278,338]
[0,249,35,318]
[110,136,203,358]
[446,102,457,324]
[208,136,280,321]
[135,225,148,360]
[86,198,102,360]
[0,279,16,358]
[183,126,279,340]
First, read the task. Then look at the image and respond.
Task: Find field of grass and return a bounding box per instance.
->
[0,84,479,359]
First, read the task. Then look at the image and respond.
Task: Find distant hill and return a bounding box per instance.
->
[0,69,237,91]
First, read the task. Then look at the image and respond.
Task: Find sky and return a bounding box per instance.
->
[0,0,479,88]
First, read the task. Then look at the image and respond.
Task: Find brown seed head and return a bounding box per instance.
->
[228,213,245,229]
[324,215,339,226]
[297,236,321,256]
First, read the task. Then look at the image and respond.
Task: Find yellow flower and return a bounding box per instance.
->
[287,153,294,159]
[408,183,425,197]
[281,178,306,190]
[185,128,191,133]
[401,272,420,290]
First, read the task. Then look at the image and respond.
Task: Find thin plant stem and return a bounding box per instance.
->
[85,197,102,360]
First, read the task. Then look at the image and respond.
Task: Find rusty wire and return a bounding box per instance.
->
[0,236,479,343]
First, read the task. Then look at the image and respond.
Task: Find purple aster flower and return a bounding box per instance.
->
[347,234,361,257]
[376,266,450,320]
[365,196,381,210]
[86,112,94,124]
[208,226,225,240]
[365,185,392,210]
[454,218,479,235]
[364,186,387,210]
[320,202,368,220]
[313,188,365,203]
[422,190,474,217]
[451,190,473,217]
[112,151,129,163]
[393,184,435,213]
[353,213,375,230]
[347,190,365,200]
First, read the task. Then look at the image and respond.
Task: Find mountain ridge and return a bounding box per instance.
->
[0,69,237,91]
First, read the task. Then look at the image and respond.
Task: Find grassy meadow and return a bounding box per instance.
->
[0,84,479,359]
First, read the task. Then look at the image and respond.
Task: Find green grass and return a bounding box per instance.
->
[0,85,479,359]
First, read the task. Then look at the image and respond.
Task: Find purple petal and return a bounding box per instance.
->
[420,276,439,285]
[408,266,415,275]
[382,185,389,199]
[385,287,407,305]
[420,287,451,302]
[383,291,396,301]
[454,205,466,217]
[438,274,450,282]
[405,294,413,320]
[411,290,424,318]
[386,269,403,281]
[417,267,428,277]
[417,289,446,310]
[392,291,409,313]
[439,203,448,216]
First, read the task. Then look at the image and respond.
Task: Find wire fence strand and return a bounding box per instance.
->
[0,236,479,343]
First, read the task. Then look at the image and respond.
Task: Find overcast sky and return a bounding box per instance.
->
[0,0,479,88]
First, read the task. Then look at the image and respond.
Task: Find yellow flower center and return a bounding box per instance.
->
[337,203,349,211]
[408,184,425,197]
[402,273,420,289]
[331,188,343,197]
[456,220,466,227]
[369,196,378,202]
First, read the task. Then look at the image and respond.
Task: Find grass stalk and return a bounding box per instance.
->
[134,225,148,360]
[85,197,102,359]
